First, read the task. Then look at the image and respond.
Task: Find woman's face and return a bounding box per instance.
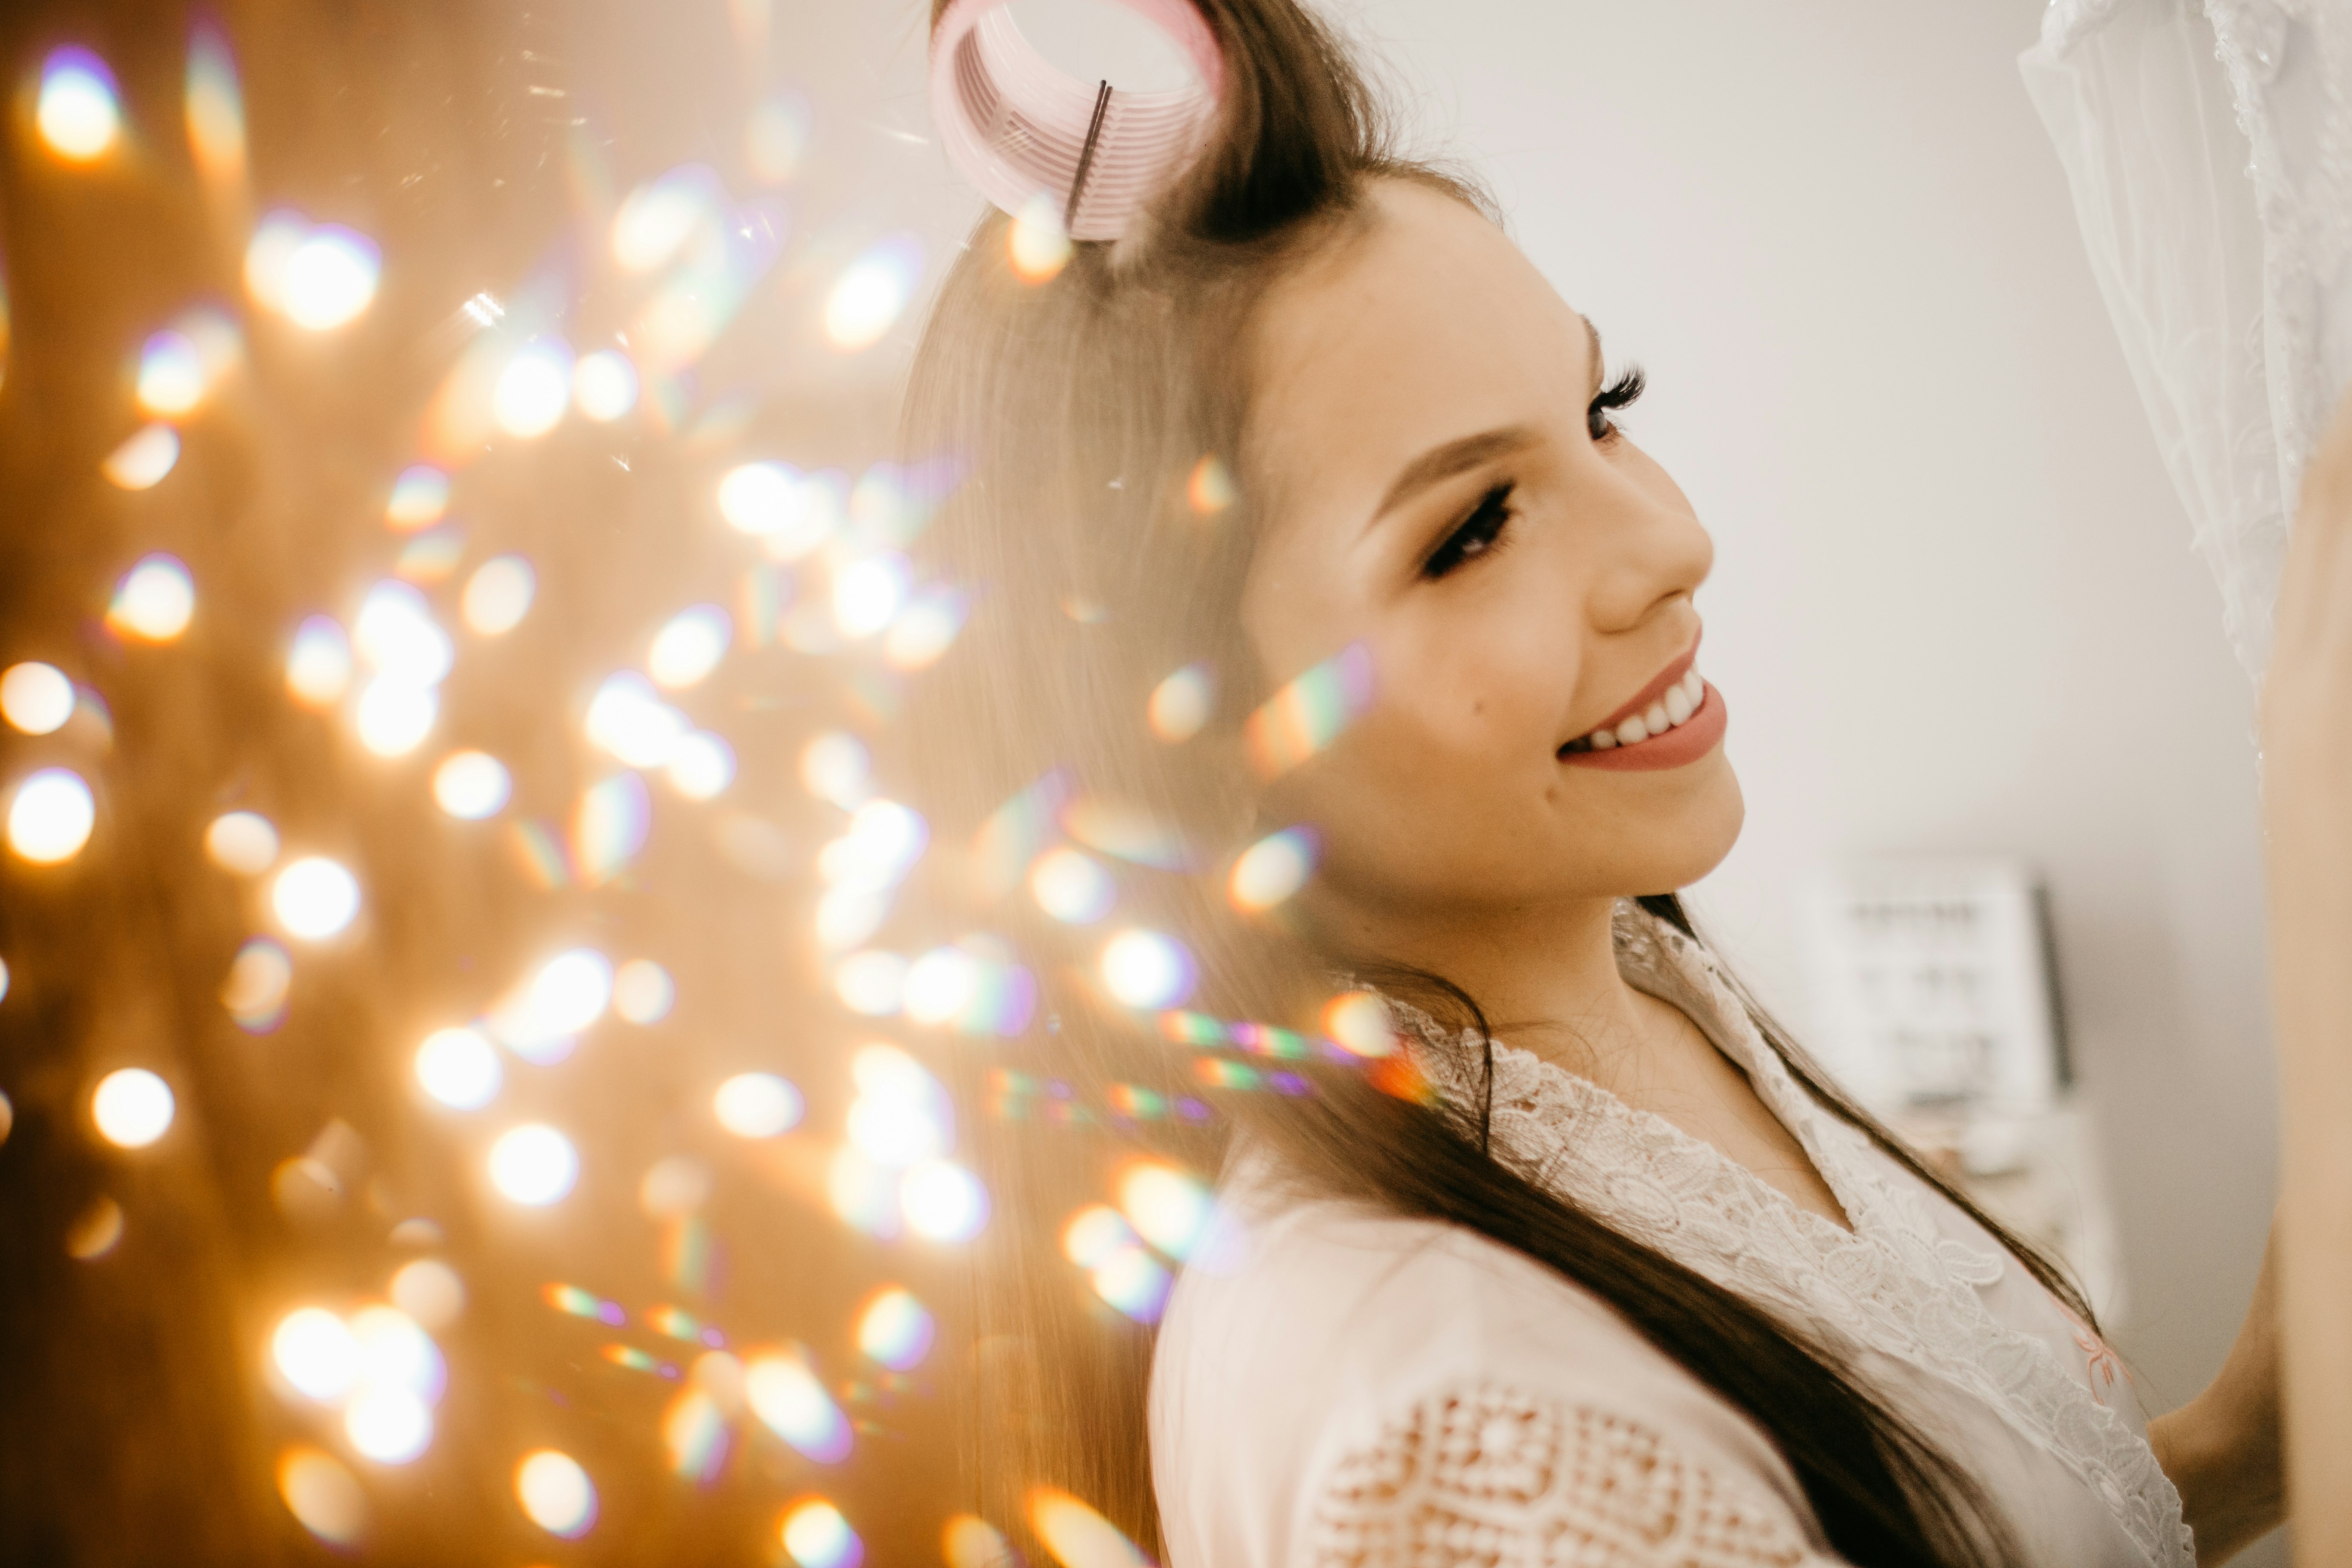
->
[1239,180,1742,943]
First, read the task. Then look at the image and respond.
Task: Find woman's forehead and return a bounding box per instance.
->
[1243,182,1592,519]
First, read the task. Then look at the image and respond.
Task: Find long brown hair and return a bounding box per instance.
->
[903,3,2078,1562]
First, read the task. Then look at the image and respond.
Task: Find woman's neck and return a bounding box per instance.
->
[1326,889,1651,1083]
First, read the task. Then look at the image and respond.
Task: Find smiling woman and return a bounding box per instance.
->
[899,0,2282,1565]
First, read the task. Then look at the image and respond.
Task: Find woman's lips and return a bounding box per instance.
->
[1558,680,1727,772]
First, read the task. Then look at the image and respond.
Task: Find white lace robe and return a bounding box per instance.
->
[1149,904,2191,1568]
[2021,0,2352,679]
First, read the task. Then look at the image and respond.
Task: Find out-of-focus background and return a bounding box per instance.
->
[0,0,2280,1563]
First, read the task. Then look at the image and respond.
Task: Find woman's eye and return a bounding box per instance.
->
[1587,365,1646,443]
[1422,484,1515,579]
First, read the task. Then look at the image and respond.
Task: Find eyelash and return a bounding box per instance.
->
[1588,365,1645,442]
[1420,368,1650,580]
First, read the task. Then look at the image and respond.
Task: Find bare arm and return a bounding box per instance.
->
[2147,1224,2282,1563]
[2259,388,2352,1561]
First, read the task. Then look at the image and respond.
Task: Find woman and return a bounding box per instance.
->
[903,1,2286,1562]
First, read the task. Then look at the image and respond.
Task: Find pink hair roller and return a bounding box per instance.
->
[930,0,1226,242]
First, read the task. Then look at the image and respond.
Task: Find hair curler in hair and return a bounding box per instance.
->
[929,0,1225,241]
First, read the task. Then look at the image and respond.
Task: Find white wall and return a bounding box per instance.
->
[1344,0,2276,1471]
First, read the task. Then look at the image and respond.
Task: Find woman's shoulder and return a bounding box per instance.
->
[1148,1192,1835,1568]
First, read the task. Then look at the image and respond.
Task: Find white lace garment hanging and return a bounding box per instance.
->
[2021,0,2352,679]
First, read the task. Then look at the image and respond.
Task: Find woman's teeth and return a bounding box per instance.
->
[1567,667,1707,753]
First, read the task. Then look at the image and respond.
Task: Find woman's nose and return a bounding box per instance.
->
[1583,477,1713,634]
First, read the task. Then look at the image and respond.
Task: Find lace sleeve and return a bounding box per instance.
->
[1309,1382,1835,1567]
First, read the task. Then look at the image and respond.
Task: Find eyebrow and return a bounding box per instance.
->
[1367,425,1544,527]
[1365,316,1604,530]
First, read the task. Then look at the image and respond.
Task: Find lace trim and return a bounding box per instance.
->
[1398,904,2189,1568]
[1311,1383,1819,1568]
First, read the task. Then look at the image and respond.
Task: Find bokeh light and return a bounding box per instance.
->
[832,950,906,1017]
[354,676,437,754]
[489,948,611,1057]
[1063,1206,1170,1322]
[205,810,279,874]
[1246,641,1376,778]
[847,1044,948,1165]
[649,604,730,688]
[799,731,870,808]
[277,1447,366,1547]
[88,425,174,508]
[1118,1161,1218,1260]
[346,1387,432,1464]
[573,772,649,886]
[1062,1204,1141,1271]
[1188,453,1237,514]
[713,1073,803,1139]
[355,580,453,685]
[1087,1242,1173,1323]
[822,237,921,351]
[1062,795,1188,870]
[573,349,639,420]
[1324,990,1400,1058]
[272,855,360,940]
[1008,193,1072,283]
[1099,929,1196,1010]
[831,554,908,638]
[415,1027,502,1110]
[488,1124,579,1206]
[854,1286,934,1371]
[184,25,247,186]
[432,750,511,819]
[745,91,811,184]
[746,1351,853,1462]
[9,768,96,864]
[610,164,715,273]
[668,731,735,800]
[1229,825,1318,912]
[943,1515,1014,1568]
[108,554,195,639]
[717,460,838,559]
[222,937,293,1031]
[1,662,74,735]
[1029,1488,1151,1568]
[37,48,119,162]
[1148,663,1215,743]
[286,616,353,707]
[881,587,967,671]
[586,671,688,768]
[389,1259,465,1329]
[135,329,206,416]
[781,1498,862,1568]
[900,1159,988,1242]
[493,340,573,438]
[612,959,674,1024]
[516,1449,597,1537]
[273,1306,360,1400]
[278,224,381,331]
[92,1067,174,1148]
[64,1196,124,1259]
[1029,846,1115,924]
[351,1305,445,1406]
[462,555,535,634]
[102,424,180,490]
[385,465,449,530]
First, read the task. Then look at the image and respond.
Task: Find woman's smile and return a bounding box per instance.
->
[1558,634,1728,772]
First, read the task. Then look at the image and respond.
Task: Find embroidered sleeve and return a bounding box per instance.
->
[1309,1383,1835,1567]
